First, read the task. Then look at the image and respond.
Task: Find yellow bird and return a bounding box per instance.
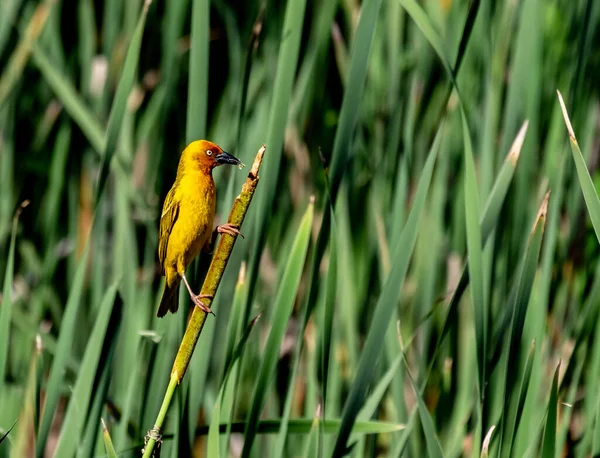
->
[157,140,242,317]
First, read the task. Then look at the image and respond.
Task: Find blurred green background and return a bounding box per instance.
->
[1,0,600,456]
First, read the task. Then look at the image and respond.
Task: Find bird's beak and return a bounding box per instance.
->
[215,151,242,166]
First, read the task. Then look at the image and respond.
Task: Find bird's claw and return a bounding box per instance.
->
[192,295,215,316]
[217,223,244,238]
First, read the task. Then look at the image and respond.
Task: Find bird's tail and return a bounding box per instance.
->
[157,280,180,317]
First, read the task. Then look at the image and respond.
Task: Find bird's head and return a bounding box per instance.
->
[182,140,243,173]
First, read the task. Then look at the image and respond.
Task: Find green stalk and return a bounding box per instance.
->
[141,145,265,458]
[0,0,53,108]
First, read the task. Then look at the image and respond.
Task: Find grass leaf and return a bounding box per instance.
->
[0,201,28,391]
[241,200,314,457]
[185,0,209,143]
[557,90,600,243]
[541,362,560,458]
[52,282,119,458]
[36,244,91,457]
[95,0,151,205]
[332,126,441,456]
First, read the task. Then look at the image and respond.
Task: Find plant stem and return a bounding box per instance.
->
[142,145,265,458]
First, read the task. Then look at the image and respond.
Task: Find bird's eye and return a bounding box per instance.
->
[206,150,213,156]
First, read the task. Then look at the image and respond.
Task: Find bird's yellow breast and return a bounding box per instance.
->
[166,172,216,271]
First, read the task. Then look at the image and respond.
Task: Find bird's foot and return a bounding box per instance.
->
[217,223,244,238]
[192,295,215,316]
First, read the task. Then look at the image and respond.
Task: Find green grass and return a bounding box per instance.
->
[1,0,600,457]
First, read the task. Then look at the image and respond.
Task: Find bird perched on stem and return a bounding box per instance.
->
[157,140,243,318]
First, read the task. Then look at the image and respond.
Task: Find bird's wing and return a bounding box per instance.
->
[158,186,179,275]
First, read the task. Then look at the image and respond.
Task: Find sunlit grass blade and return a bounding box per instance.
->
[101,418,118,458]
[241,200,314,457]
[332,127,441,456]
[36,244,91,457]
[0,0,52,108]
[95,0,151,205]
[0,201,28,392]
[557,90,600,243]
[52,282,119,457]
[541,362,560,458]
[481,425,496,458]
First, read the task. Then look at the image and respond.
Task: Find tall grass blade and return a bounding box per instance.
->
[241,200,314,457]
[404,358,444,458]
[500,194,548,454]
[31,46,104,153]
[328,0,384,198]
[247,0,308,310]
[198,418,404,436]
[0,201,28,391]
[95,0,151,205]
[332,127,441,456]
[461,109,486,398]
[36,244,91,457]
[0,419,17,446]
[541,363,560,458]
[0,0,24,57]
[207,312,261,457]
[322,212,338,414]
[14,336,42,457]
[101,419,118,458]
[434,122,527,364]
[185,0,209,143]
[52,282,119,458]
[507,340,536,457]
[0,1,52,108]
[302,405,322,458]
[557,91,600,243]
